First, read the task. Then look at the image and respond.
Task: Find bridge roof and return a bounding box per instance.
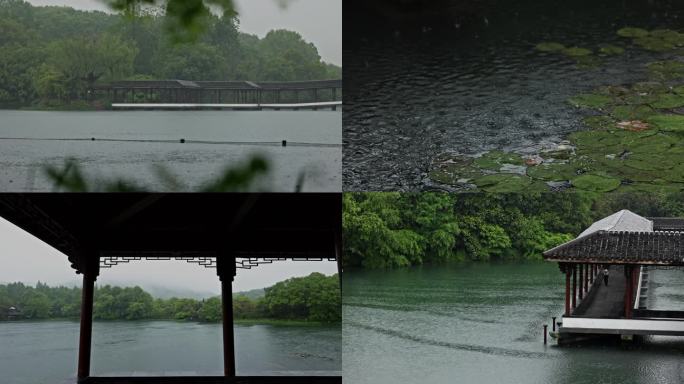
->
[544,211,684,265]
[95,79,342,90]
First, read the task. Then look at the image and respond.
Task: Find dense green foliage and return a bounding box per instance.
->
[343,192,684,268]
[0,273,340,323]
[0,0,340,108]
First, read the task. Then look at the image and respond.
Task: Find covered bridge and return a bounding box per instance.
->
[543,210,684,343]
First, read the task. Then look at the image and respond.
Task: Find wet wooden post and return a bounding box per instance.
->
[572,263,577,309]
[552,316,557,332]
[217,257,236,378]
[543,325,548,344]
[585,264,589,291]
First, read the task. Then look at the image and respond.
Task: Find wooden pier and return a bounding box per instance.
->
[543,210,684,344]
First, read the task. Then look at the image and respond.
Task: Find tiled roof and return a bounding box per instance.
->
[650,217,684,232]
[543,230,684,265]
[578,209,652,238]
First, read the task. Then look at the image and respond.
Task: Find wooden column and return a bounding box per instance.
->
[217,257,236,377]
[624,265,633,319]
[77,272,96,381]
[565,265,571,316]
[584,264,589,292]
[578,264,584,300]
[572,264,577,309]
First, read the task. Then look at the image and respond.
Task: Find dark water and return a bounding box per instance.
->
[0,321,341,384]
[343,263,684,384]
[343,0,684,190]
[0,110,341,192]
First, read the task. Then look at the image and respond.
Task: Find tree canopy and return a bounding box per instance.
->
[0,0,341,107]
[343,191,684,269]
[0,273,341,323]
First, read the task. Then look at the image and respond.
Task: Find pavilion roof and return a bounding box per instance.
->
[544,210,684,265]
[0,194,340,274]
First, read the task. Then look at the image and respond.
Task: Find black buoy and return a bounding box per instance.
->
[91,137,95,141]
[180,138,185,143]
[282,140,287,147]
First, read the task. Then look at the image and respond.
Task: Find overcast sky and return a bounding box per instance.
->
[0,216,338,295]
[26,0,342,65]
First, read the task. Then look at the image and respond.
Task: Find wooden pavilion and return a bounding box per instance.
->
[0,193,341,384]
[543,210,684,343]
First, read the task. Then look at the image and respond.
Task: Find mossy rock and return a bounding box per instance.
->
[562,47,592,57]
[535,42,566,52]
[648,61,684,80]
[633,36,675,52]
[649,93,684,109]
[473,173,540,193]
[611,104,656,121]
[568,93,612,109]
[617,27,649,38]
[647,114,684,132]
[473,151,524,170]
[571,174,622,192]
[599,45,625,55]
[583,115,616,130]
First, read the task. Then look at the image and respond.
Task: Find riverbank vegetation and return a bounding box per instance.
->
[343,192,684,268]
[0,273,341,323]
[0,0,341,108]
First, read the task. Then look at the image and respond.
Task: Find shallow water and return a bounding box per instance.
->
[0,110,341,192]
[343,263,684,384]
[0,320,341,384]
[343,0,684,190]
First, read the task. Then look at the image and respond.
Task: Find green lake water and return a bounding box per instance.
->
[0,320,341,384]
[343,263,684,384]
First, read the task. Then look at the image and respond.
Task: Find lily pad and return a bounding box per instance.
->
[599,45,625,55]
[648,61,684,80]
[473,151,524,170]
[535,42,566,52]
[571,174,622,192]
[527,162,580,181]
[611,104,656,121]
[562,47,592,57]
[647,114,684,132]
[617,27,649,38]
[649,29,684,46]
[650,93,684,109]
[633,36,675,52]
[472,173,538,193]
[568,93,612,109]
[583,115,616,130]
[429,154,483,185]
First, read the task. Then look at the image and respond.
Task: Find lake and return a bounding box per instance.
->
[0,320,340,383]
[0,110,341,192]
[343,0,684,190]
[343,263,684,384]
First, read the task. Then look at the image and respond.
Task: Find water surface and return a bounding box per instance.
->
[343,263,684,384]
[0,110,341,192]
[0,320,341,384]
[343,0,684,190]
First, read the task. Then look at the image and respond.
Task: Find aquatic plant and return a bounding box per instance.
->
[535,42,566,52]
[571,174,621,192]
[561,47,592,57]
[567,93,612,109]
[616,27,649,38]
[599,45,625,55]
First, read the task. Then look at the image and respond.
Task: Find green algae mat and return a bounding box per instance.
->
[428,27,684,192]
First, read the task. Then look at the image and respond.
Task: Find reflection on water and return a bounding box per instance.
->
[0,110,341,192]
[343,263,684,384]
[343,0,684,190]
[0,321,341,384]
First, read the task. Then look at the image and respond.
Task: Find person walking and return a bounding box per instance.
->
[603,267,609,286]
